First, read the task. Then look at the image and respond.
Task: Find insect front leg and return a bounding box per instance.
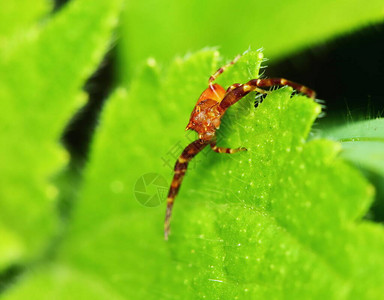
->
[164,139,209,240]
[250,78,316,99]
[219,78,316,111]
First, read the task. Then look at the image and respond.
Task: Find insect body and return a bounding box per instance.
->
[164,55,316,240]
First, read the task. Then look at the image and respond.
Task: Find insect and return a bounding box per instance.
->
[164,55,316,240]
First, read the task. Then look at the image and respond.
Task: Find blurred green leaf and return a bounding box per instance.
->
[0,1,50,42]
[0,0,121,271]
[4,50,383,299]
[118,0,384,80]
[322,119,384,177]
[321,119,384,222]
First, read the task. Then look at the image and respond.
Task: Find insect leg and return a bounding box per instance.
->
[251,78,316,99]
[208,55,241,84]
[219,78,316,111]
[225,83,242,93]
[210,142,247,154]
[164,139,209,240]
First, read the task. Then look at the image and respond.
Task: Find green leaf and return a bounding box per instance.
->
[0,0,121,271]
[0,1,50,42]
[4,50,384,299]
[320,119,384,221]
[118,0,384,79]
[322,119,384,177]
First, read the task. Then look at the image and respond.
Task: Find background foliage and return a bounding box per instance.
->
[0,0,383,298]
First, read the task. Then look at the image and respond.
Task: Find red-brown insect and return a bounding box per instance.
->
[164,55,316,240]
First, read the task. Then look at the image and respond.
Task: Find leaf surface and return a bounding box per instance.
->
[0,0,121,271]
[323,119,384,177]
[4,50,383,299]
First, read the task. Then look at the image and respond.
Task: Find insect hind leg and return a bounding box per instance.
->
[210,142,247,154]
